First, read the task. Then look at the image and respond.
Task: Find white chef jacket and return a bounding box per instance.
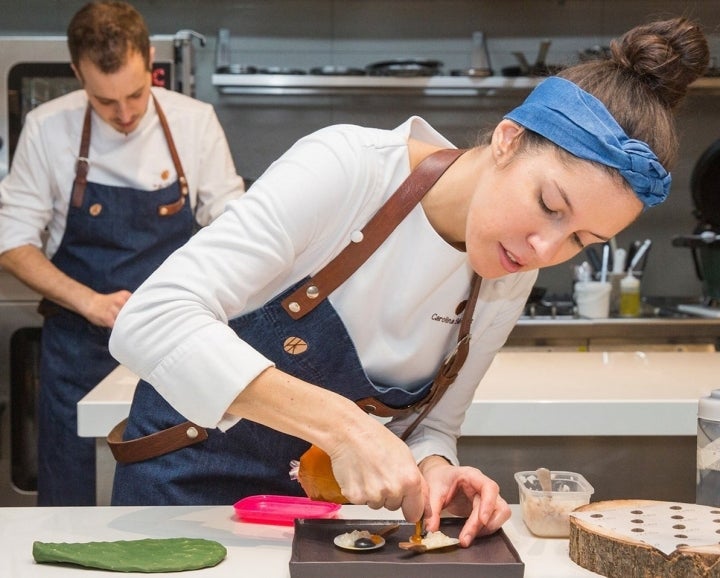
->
[0,87,244,258]
[109,117,537,465]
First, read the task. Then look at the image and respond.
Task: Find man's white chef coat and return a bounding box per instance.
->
[0,86,244,258]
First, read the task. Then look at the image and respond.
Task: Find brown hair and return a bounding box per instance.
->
[67,1,151,73]
[557,17,709,170]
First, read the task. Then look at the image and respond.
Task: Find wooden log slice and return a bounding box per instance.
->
[569,500,720,578]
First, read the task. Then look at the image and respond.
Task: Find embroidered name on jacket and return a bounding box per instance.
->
[431,313,461,325]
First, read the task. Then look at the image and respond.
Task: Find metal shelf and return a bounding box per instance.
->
[212,73,720,97]
[212,73,541,96]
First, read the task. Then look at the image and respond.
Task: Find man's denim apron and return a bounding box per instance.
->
[38,99,193,505]
[112,279,435,506]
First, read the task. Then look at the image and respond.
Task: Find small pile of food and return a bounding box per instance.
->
[521,492,590,537]
[334,530,384,550]
[417,530,460,549]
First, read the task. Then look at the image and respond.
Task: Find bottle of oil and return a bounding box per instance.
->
[619,273,640,317]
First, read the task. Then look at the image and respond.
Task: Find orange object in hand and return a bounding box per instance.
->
[296,445,348,504]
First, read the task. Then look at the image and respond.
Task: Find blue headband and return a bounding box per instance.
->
[504,76,670,208]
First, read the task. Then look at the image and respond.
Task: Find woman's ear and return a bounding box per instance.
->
[491,119,525,165]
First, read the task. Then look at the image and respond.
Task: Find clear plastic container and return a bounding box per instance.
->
[697,390,720,506]
[514,471,594,537]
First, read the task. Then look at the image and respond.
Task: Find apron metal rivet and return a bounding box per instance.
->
[186,426,199,439]
[89,203,103,216]
[364,404,377,413]
[351,230,364,243]
[283,336,308,355]
[306,285,320,299]
[158,206,169,216]
[288,301,301,313]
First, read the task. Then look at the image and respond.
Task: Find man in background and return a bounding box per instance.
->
[0,0,245,505]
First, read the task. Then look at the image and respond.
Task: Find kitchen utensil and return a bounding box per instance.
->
[628,239,651,274]
[574,281,612,318]
[533,39,552,75]
[536,467,552,494]
[258,66,306,75]
[599,244,610,283]
[310,65,366,76]
[613,248,627,273]
[584,246,602,273]
[412,519,423,542]
[333,523,400,551]
[215,28,231,72]
[216,63,257,74]
[511,51,530,75]
[509,39,553,76]
[451,31,492,77]
[365,58,443,77]
[578,45,611,62]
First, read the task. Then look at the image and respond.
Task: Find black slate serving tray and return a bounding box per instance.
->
[289,518,524,578]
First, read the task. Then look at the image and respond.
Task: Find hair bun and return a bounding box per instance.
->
[610,17,709,109]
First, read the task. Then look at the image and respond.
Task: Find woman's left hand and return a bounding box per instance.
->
[419,455,511,547]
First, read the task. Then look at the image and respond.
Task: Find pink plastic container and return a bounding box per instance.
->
[233,494,341,526]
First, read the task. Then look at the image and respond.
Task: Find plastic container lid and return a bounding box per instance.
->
[514,471,594,498]
[698,389,720,421]
[233,495,341,526]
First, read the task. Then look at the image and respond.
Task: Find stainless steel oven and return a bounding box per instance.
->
[0,31,203,505]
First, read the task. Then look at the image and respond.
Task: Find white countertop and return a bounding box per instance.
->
[0,504,600,577]
[78,351,720,438]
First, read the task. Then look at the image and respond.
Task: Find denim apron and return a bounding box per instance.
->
[113,280,437,506]
[37,97,193,506]
[111,148,471,506]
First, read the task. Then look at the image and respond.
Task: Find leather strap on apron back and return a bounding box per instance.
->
[107,147,481,462]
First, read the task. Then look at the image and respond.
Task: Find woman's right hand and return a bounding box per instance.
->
[325,420,427,522]
[228,368,426,522]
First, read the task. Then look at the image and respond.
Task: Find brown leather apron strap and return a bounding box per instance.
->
[355,273,481,423]
[70,95,188,215]
[107,418,208,463]
[399,272,482,441]
[281,148,466,320]
[153,94,189,217]
[71,106,92,208]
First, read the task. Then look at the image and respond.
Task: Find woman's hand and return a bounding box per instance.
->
[327,421,427,522]
[419,455,510,547]
[228,370,427,522]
